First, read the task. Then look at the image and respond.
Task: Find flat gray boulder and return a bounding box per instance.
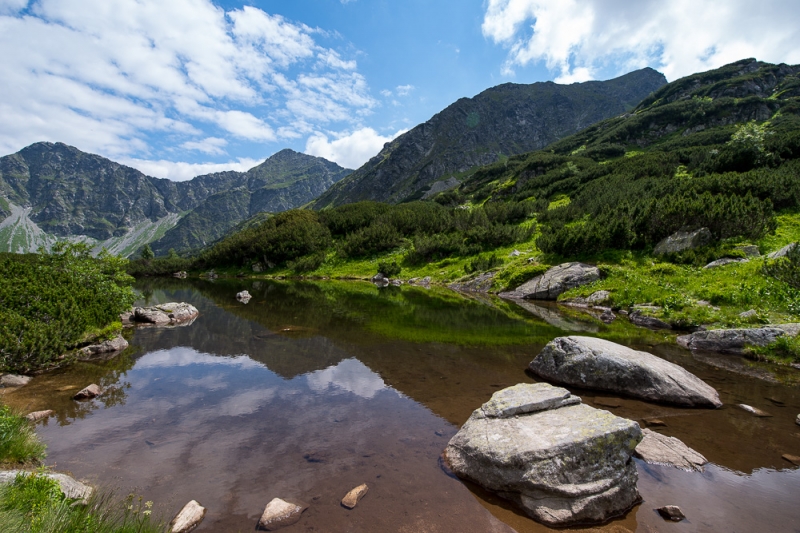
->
[445,383,641,527]
[654,228,712,255]
[499,262,600,300]
[634,429,707,472]
[628,310,671,330]
[703,258,748,269]
[0,374,31,388]
[133,303,198,326]
[676,327,787,354]
[0,471,92,502]
[529,336,722,408]
[79,335,128,360]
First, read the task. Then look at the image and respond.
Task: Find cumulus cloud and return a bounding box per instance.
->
[396,84,415,96]
[120,157,263,181]
[0,0,375,176]
[482,0,800,81]
[305,127,407,169]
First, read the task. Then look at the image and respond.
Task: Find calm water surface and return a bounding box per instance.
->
[4,279,800,532]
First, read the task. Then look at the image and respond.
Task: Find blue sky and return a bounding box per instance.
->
[0,0,798,179]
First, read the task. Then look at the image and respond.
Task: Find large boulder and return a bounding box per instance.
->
[499,262,600,300]
[445,383,642,527]
[529,336,722,408]
[653,228,712,255]
[133,303,198,326]
[676,327,788,354]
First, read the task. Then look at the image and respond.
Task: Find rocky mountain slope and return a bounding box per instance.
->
[312,67,667,208]
[0,143,350,256]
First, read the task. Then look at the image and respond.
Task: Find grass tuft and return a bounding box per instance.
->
[0,406,46,465]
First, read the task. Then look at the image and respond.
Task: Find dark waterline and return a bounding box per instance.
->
[4,279,800,532]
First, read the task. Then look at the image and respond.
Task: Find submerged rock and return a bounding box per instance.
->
[133,303,199,326]
[529,336,722,408]
[74,384,103,400]
[0,374,32,388]
[634,429,707,472]
[341,484,369,509]
[79,335,128,360]
[170,500,206,533]
[444,383,642,527]
[499,262,600,300]
[782,454,800,466]
[0,471,93,502]
[653,228,712,255]
[656,505,686,522]
[797,414,800,426]
[26,410,55,422]
[258,498,308,530]
[676,327,786,354]
[737,404,772,417]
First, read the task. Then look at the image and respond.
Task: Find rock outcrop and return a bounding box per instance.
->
[529,336,722,408]
[79,335,128,359]
[444,383,642,527]
[634,429,708,472]
[653,228,713,255]
[499,262,600,300]
[676,327,790,354]
[133,303,199,326]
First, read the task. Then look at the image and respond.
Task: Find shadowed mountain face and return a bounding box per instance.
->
[0,144,351,256]
[311,67,667,208]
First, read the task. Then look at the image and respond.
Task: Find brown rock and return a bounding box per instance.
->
[782,454,800,466]
[737,404,772,417]
[656,505,685,521]
[643,418,667,427]
[593,397,622,408]
[341,484,369,509]
[74,384,103,400]
[26,410,55,422]
[170,500,206,533]
[634,429,708,472]
[258,498,308,530]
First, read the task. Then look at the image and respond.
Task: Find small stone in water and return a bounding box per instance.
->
[736,404,772,417]
[170,500,206,533]
[782,454,800,466]
[26,410,55,422]
[594,397,622,408]
[765,397,785,406]
[341,484,369,509]
[74,384,102,400]
[258,498,308,530]
[643,418,667,427]
[656,505,686,522]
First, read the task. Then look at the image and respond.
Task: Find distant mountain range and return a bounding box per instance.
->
[311,67,667,208]
[0,144,350,256]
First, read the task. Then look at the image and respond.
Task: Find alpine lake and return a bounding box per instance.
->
[2,278,800,533]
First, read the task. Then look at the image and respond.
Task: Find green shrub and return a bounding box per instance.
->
[0,406,46,464]
[288,252,326,273]
[376,260,401,277]
[465,254,504,274]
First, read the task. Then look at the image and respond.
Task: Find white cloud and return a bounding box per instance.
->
[120,157,263,181]
[0,0,375,175]
[482,0,800,81]
[380,89,393,97]
[180,137,228,155]
[305,127,407,169]
[396,84,415,96]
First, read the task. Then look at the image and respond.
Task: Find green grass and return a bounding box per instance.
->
[0,473,165,533]
[747,335,800,365]
[0,406,46,466]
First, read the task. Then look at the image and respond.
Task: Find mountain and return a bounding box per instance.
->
[0,143,350,256]
[311,67,667,208]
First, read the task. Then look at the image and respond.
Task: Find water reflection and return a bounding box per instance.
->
[307,358,389,399]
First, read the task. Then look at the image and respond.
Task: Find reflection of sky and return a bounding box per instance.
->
[135,347,263,370]
[306,358,387,399]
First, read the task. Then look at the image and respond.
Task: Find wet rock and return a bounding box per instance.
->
[736,245,761,257]
[737,404,772,417]
[499,262,600,300]
[26,410,55,422]
[587,290,611,304]
[0,471,93,502]
[341,484,369,509]
[643,418,667,427]
[444,383,642,527]
[133,303,199,326]
[653,228,712,256]
[170,500,206,533]
[767,242,797,259]
[0,374,32,388]
[530,336,722,408]
[676,327,786,354]
[656,505,686,522]
[236,290,251,300]
[79,335,128,359]
[634,429,707,472]
[593,397,622,408]
[258,498,308,530]
[628,310,671,330]
[74,384,103,400]
[120,310,134,324]
[600,309,617,323]
[449,271,495,293]
[797,414,800,426]
[782,454,800,466]
[371,273,385,282]
[703,257,748,269]
[172,271,187,278]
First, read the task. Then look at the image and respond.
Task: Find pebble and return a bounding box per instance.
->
[341,484,369,509]
[643,418,667,427]
[656,505,686,522]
